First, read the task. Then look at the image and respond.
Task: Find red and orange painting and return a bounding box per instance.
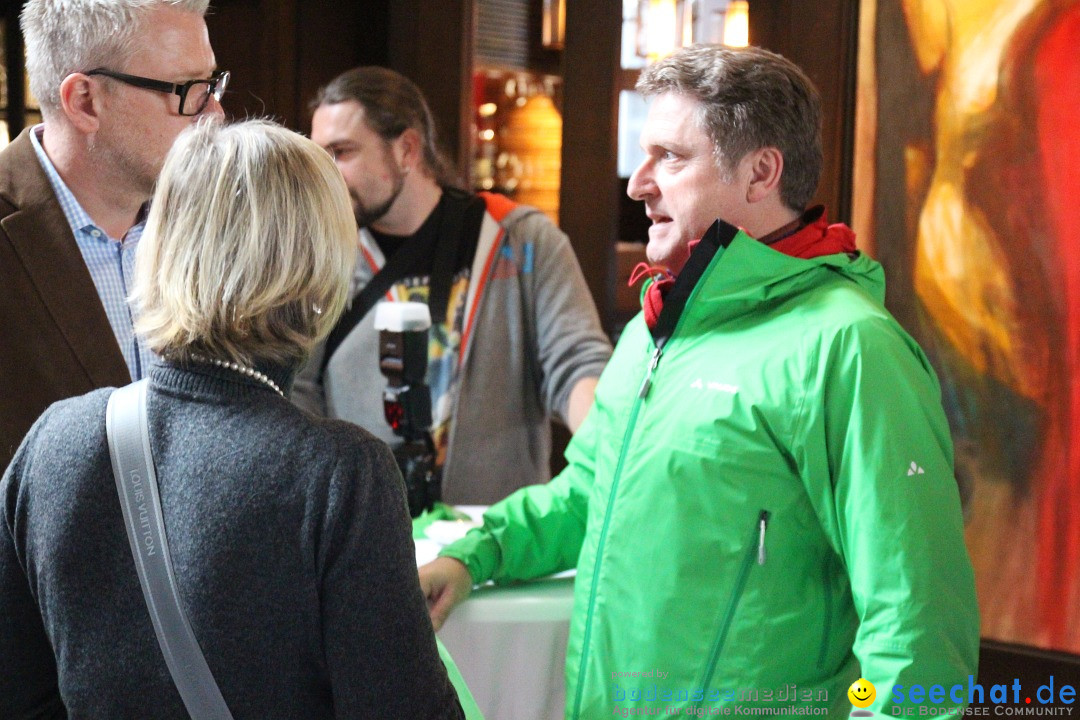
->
[854,0,1080,652]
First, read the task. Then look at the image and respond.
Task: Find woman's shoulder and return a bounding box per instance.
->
[296,410,386,447]
[290,415,408,531]
[289,412,398,473]
[24,387,115,449]
[4,387,117,499]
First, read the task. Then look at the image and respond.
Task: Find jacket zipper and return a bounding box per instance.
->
[571,344,663,720]
[636,346,663,398]
[756,512,768,565]
[695,510,770,704]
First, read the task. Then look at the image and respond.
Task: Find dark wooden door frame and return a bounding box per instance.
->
[750,0,860,225]
[559,0,622,321]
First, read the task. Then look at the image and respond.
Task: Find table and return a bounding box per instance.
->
[415,507,575,720]
[439,575,574,720]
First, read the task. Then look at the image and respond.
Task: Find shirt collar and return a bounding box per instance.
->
[758,205,826,246]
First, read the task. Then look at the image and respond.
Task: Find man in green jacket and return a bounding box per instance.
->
[421,45,979,719]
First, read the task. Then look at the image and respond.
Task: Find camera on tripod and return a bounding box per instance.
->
[373,302,441,517]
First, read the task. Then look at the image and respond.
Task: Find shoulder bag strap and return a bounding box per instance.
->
[319,256,403,378]
[319,191,488,379]
[106,380,234,720]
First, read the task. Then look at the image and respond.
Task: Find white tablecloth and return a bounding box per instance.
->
[439,576,574,720]
[417,507,575,720]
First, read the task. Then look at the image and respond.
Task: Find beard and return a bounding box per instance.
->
[88,131,160,201]
[352,166,406,228]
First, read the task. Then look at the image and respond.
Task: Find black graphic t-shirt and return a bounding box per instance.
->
[367,188,485,466]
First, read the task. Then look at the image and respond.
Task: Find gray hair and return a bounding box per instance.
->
[312,66,462,189]
[637,44,823,212]
[131,118,358,366]
[21,0,211,114]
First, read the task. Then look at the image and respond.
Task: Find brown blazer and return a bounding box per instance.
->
[0,127,130,470]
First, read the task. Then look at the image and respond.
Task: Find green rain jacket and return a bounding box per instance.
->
[442,228,979,719]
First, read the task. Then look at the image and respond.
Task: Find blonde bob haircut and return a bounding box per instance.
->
[132,118,357,366]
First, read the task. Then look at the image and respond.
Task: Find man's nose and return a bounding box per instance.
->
[627,161,654,201]
[203,94,226,119]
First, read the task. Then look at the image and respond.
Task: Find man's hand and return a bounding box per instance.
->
[418,557,473,630]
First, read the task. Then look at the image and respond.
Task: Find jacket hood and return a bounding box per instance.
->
[677,227,886,328]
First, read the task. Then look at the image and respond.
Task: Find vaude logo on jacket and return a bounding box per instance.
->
[690,378,738,394]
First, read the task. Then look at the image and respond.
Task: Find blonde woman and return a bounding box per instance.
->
[0,119,464,719]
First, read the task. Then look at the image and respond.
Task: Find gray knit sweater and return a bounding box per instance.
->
[1,361,463,719]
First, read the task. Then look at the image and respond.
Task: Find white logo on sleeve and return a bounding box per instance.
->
[907,461,925,476]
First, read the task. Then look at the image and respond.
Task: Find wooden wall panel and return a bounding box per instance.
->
[559,0,622,323]
[292,0,389,135]
[205,0,297,126]
[388,0,475,180]
[206,0,389,134]
[750,0,860,224]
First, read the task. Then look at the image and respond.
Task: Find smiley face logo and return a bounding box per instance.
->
[848,678,876,709]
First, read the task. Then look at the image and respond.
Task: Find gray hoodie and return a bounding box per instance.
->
[292,201,612,505]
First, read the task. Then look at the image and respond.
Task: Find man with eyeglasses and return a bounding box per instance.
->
[0,0,225,477]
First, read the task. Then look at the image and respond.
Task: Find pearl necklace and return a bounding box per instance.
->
[190,354,284,397]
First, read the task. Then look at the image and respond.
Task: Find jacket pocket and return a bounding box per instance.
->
[698,510,770,694]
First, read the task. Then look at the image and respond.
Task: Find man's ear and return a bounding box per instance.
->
[745,146,784,204]
[58,73,103,134]
[393,127,424,174]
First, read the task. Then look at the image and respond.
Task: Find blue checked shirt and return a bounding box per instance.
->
[30,125,153,381]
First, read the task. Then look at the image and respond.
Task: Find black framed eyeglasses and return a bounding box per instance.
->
[85,68,230,116]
